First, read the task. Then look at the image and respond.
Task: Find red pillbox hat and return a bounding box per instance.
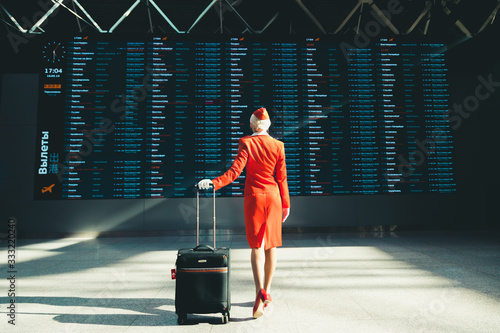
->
[253,107,270,120]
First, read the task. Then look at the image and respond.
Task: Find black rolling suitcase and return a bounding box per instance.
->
[174,185,231,324]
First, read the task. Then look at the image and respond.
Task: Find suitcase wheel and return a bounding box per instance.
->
[222,312,229,324]
[177,313,187,325]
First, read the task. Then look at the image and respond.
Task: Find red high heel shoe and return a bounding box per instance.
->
[263,291,272,308]
[253,289,267,318]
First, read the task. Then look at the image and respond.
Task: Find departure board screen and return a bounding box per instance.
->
[34,36,456,200]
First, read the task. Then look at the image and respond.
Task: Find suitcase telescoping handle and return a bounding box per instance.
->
[193,245,215,252]
[195,183,216,248]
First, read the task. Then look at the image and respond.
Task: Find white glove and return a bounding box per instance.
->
[282,208,290,223]
[198,179,213,190]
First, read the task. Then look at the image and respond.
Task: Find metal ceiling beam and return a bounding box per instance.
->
[72,0,106,33]
[334,0,399,35]
[405,0,474,36]
[146,0,153,32]
[0,3,28,33]
[334,0,365,34]
[53,0,106,32]
[370,2,399,34]
[477,0,500,34]
[243,11,279,34]
[296,0,326,34]
[441,1,472,36]
[423,8,431,35]
[109,0,182,33]
[28,0,63,33]
[108,0,141,33]
[148,0,182,33]
[188,0,218,33]
[188,0,255,34]
[71,0,83,32]
[406,1,433,34]
[225,0,255,33]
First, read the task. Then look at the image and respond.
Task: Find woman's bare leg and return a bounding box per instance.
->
[251,243,265,296]
[264,247,277,294]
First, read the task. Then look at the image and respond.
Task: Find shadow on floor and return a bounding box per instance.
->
[0,296,255,326]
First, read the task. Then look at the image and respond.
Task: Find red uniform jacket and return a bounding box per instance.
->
[212,133,290,249]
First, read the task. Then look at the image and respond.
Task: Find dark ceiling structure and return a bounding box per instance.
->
[1,0,499,73]
[1,0,499,36]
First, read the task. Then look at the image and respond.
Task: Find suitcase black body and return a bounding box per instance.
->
[174,186,231,324]
[175,245,231,323]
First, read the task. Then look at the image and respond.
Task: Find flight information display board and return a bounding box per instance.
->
[34,36,456,200]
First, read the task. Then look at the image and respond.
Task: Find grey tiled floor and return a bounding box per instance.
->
[1,229,499,332]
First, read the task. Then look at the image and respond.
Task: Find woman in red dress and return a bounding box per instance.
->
[198,107,290,319]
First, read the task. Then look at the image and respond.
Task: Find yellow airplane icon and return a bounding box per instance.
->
[42,184,55,193]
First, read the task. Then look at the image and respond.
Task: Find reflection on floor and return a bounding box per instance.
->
[0,229,499,332]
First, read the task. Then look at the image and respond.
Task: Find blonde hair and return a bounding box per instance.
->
[250,114,271,131]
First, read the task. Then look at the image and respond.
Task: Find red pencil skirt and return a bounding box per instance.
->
[244,192,282,250]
